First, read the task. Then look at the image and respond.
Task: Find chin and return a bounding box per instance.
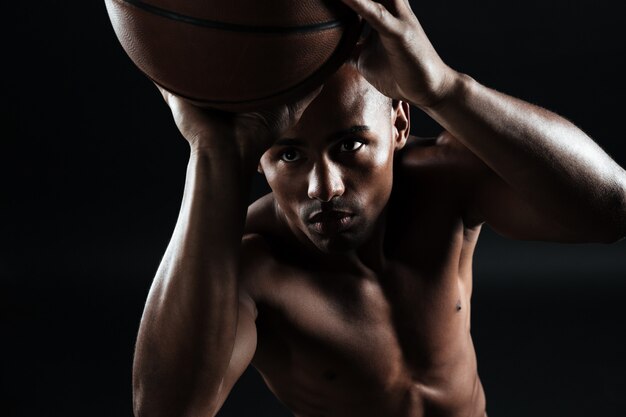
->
[314,236,360,254]
[308,226,371,255]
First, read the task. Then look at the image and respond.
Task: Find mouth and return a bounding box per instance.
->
[307,210,355,235]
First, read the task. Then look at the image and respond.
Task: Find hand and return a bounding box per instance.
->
[156,85,322,160]
[340,0,457,108]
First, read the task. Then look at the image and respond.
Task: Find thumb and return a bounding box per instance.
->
[153,81,174,106]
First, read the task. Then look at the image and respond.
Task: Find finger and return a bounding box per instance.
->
[342,0,405,14]
[340,0,398,36]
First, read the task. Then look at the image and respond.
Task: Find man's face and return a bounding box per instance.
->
[259,65,409,254]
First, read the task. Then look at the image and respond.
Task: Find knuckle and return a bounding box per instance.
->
[375,3,387,21]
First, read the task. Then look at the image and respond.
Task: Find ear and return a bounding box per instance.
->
[391,100,410,151]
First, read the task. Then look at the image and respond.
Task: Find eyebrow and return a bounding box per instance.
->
[273,125,371,147]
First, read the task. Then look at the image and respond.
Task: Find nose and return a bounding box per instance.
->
[307,160,345,202]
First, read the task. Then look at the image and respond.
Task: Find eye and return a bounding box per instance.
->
[280,148,302,162]
[339,138,364,152]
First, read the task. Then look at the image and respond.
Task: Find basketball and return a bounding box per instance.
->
[104,0,363,111]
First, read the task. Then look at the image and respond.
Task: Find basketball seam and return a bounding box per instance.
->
[118,0,347,34]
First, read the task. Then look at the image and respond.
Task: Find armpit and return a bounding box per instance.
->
[239,289,258,320]
[398,132,494,226]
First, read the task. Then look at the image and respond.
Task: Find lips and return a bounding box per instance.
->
[307,210,354,235]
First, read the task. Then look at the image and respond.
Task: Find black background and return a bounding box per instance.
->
[2,1,625,416]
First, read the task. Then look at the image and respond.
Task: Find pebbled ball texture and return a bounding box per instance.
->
[104,0,362,111]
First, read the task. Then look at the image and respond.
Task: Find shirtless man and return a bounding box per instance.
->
[131,1,626,416]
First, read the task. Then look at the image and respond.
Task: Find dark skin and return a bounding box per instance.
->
[241,69,484,417]
[132,1,626,417]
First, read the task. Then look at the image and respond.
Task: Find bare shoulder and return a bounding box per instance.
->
[397,131,491,183]
[392,131,495,232]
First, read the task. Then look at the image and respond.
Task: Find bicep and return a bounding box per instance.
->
[403,131,602,243]
[469,172,585,242]
[423,131,586,242]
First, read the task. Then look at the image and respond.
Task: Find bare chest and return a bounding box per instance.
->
[247,262,477,417]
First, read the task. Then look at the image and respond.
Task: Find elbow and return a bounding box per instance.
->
[597,180,626,244]
[598,227,626,244]
[602,204,626,244]
[132,389,148,417]
[603,219,626,244]
[132,353,224,417]
[133,384,220,417]
[133,401,216,417]
[133,384,163,417]
[132,354,225,417]
[610,175,626,243]
[133,387,151,417]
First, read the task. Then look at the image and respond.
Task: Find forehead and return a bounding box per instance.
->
[283,65,390,140]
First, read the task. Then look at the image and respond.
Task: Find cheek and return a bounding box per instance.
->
[266,168,302,194]
[361,144,394,183]
[372,144,394,169]
[264,169,304,214]
[357,149,395,205]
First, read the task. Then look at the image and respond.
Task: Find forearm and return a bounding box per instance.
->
[133,146,256,417]
[421,73,626,238]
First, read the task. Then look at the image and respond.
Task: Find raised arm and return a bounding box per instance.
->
[132,87,319,417]
[341,0,626,243]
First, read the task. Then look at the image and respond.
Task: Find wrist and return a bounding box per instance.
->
[415,71,474,113]
[189,133,263,172]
